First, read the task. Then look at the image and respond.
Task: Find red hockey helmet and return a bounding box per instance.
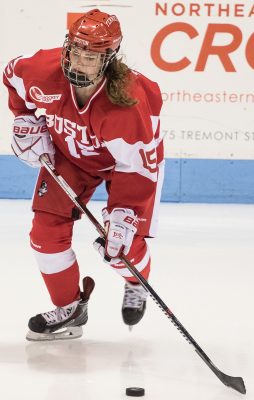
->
[69,9,122,53]
[62,9,123,87]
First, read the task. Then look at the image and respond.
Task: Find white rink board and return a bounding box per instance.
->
[1,0,254,160]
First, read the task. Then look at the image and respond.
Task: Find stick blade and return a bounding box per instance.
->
[217,371,246,394]
[197,352,246,394]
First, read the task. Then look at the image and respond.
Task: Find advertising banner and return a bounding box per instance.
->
[0,1,254,201]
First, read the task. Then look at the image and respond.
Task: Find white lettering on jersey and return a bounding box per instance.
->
[55,115,63,134]
[78,125,89,144]
[64,119,76,137]
[45,113,104,158]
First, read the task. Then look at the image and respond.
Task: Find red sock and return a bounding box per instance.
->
[41,260,80,306]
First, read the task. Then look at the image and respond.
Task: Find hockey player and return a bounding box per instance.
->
[3,9,164,341]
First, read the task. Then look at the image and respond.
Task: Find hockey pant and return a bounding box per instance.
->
[30,211,151,307]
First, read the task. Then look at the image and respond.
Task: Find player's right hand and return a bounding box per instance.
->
[12,115,55,168]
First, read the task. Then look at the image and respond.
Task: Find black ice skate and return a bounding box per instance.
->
[122,281,148,328]
[26,276,95,341]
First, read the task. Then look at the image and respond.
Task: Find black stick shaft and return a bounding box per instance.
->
[39,154,246,394]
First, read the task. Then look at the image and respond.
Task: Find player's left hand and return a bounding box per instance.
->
[93,208,139,263]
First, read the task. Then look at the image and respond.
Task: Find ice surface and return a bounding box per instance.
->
[0,200,253,399]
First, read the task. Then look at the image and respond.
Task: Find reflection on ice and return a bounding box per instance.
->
[0,200,253,399]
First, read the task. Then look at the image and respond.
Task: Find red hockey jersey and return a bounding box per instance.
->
[3,48,164,236]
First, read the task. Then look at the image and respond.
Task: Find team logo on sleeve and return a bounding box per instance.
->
[29,86,62,103]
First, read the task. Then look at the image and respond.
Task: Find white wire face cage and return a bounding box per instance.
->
[61,37,117,87]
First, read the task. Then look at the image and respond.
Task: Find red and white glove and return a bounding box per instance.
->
[11,115,55,168]
[93,208,139,263]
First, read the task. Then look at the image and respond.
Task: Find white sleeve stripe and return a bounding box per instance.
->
[32,247,76,274]
[105,137,158,182]
[150,115,159,134]
[149,159,165,237]
[4,55,37,110]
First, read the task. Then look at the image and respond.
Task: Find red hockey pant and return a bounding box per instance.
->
[30,211,151,307]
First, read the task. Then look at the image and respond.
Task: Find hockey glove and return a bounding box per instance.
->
[93,208,139,263]
[12,115,55,168]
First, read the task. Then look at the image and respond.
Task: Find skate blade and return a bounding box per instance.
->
[128,325,133,332]
[26,326,83,342]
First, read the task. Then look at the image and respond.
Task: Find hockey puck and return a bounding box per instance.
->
[126,387,145,397]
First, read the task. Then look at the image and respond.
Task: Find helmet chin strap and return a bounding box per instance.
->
[67,68,97,88]
[71,76,95,88]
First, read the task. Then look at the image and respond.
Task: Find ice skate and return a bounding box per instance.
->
[122,281,148,329]
[26,276,95,341]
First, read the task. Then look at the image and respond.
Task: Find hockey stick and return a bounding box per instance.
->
[39,153,246,394]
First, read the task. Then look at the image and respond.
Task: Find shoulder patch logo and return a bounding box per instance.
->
[29,86,62,103]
